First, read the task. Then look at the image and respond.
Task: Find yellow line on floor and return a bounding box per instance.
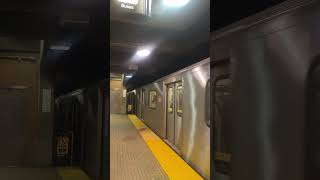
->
[128,115,204,180]
[57,167,91,180]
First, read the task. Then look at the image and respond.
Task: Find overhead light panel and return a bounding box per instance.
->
[136,49,151,57]
[118,0,139,5]
[128,64,139,70]
[125,75,133,78]
[50,45,71,51]
[163,0,190,7]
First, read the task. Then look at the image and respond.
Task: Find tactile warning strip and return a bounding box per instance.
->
[128,115,204,180]
[110,114,169,180]
[57,167,91,180]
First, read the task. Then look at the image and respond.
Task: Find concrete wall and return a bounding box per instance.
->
[0,39,54,166]
[110,77,126,114]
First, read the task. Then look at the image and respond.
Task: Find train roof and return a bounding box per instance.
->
[135,57,210,90]
[211,0,314,41]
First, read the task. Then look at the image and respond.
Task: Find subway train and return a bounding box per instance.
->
[54,81,108,180]
[211,0,320,180]
[127,58,210,179]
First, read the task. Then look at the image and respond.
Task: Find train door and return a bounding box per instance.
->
[166,81,183,149]
[166,83,175,144]
[174,82,183,147]
[212,60,232,180]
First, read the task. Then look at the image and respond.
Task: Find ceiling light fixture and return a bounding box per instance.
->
[50,45,71,51]
[118,0,139,5]
[125,75,133,78]
[163,0,190,7]
[136,49,151,57]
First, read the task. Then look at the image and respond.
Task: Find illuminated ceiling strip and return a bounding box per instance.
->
[118,0,139,5]
[50,45,71,51]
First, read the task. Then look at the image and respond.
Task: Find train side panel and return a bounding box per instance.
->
[211,1,320,179]
[134,59,210,179]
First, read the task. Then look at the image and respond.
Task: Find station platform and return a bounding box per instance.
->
[110,114,203,180]
[0,167,90,180]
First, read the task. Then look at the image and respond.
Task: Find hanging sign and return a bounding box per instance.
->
[118,0,139,10]
[113,0,151,15]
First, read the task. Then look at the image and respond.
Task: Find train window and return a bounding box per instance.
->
[142,90,145,105]
[149,90,157,109]
[176,85,183,115]
[168,87,174,113]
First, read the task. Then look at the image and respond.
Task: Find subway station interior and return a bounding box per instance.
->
[110,0,209,179]
[1,0,320,180]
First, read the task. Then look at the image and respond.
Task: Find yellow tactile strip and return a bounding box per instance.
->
[128,115,204,180]
[57,167,90,180]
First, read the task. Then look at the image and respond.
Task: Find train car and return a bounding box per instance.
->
[54,81,107,180]
[211,0,320,179]
[132,58,210,179]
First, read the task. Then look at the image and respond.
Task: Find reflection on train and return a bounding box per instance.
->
[54,81,107,180]
[127,58,210,179]
[211,0,320,180]
[211,60,232,180]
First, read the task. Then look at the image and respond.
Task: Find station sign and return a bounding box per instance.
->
[112,0,151,16]
[118,0,139,10]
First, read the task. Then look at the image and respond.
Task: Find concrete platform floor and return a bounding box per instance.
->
[110,114,169,180]
[0,167,90,180]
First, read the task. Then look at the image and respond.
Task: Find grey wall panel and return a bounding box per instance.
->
[110,79,126,114]
[0,89,28,165]
[0,40,54,166]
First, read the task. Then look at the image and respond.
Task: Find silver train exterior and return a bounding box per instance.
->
[211,0,320,180]
[131,58,210,179]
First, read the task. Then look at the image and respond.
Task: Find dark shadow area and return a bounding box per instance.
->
[0,1,109,180]
[211,0,287,31]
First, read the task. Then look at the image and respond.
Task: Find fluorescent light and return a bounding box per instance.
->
[125,75,133,78]
[163,0,190,7]
[118,0,139,5]
[50,45,70,51]
[136,49,151,57]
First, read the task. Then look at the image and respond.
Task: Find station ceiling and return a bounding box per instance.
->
[111,0,287,90]
[110,0,210,90]
[0,0,288,93]
[212,0,287,31]
[0,1,108,95]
